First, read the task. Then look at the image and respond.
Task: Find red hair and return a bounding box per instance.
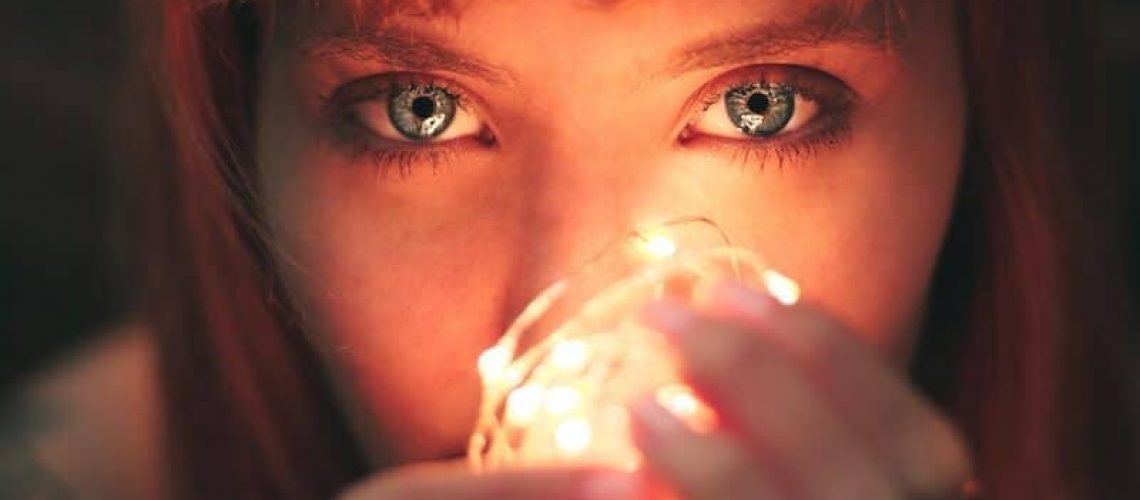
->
[122,0,1138,498]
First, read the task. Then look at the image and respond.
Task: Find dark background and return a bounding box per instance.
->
[1,1,1138,393]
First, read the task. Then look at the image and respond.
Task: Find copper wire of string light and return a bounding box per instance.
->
[468,217,801,472]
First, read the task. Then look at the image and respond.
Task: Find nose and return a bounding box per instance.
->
[496,124,703,326]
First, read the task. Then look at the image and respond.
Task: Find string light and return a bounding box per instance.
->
[762,268,801,305]
[545,385,582,415]
[640,233,678,259]
[554,418,594,455]
[550,340,590,371]
[655,383,717,433]
[477,345,512,382]
[468,218,800,471]
[505,383,546,427]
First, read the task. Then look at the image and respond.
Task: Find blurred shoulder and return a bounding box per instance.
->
[0,323,165,500]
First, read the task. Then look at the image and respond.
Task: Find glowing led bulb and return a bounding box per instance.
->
[506,383,546,427]
[477,345,512,381]
[554,418,593,455]
[468,218,802,472]
[550,340,590,371]
[640,234,677,259]
[762,269,801,305]
[544,385,581,415]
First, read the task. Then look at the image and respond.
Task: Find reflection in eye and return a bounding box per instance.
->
[388,85,457,140]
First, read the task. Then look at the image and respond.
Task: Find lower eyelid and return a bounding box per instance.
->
[339,129,498,175]
[678,103,854,170]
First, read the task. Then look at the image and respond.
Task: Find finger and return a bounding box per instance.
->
[705,282,973,498]
[629,395,779,500]
[338,461,640,500]
[642,300,898,500]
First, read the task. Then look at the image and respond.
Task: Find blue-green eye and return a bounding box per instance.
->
[337,77,482,146]
[724,83,795,137]
[388,85,457,141]
[689,72,825,143]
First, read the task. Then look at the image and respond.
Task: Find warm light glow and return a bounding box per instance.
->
[640,234,677,259]
[505,383,546,427]
[656,384,699,416]
[554,418,593,455]
[656,383,717,433]
[550,340,590,371]
[468,219,802,472]
[762,269,801,305]
[544,385,582,415]
[477,345,511,381]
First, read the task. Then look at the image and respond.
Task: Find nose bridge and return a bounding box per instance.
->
[519,132,639,266]
[499,118,657,313]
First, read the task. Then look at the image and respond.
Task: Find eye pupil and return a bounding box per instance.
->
[746,93,770,114]
[411,96,436,119]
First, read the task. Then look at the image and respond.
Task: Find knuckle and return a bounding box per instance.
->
[784,308,848,367]
[697,322,767,379]
[722,333,765,372]
[688,437,765,496]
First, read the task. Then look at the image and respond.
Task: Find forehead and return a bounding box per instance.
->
[276,0,903,31]
[271,0,912,95]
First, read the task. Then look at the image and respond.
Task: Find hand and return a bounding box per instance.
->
[631,282,973,500]
[337,460,643,500]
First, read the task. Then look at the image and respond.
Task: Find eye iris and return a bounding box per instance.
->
[389,85,456,141]
[725,84,794,137]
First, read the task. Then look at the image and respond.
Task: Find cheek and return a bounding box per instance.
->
[262,157,540,461]
[264,181,522,461]
[759,117,964,363]
[258,64,529,460]
[730,14,965,362]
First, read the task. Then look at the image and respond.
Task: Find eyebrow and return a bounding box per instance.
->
[297,1,905,84]
[299,28,514,85]
[662,2,907,76]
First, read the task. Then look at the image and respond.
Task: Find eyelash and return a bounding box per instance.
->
[324,66,856,176]
[681,65,856,170]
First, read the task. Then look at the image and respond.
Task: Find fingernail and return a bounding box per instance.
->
[710,280,780,323]
[629,396,687,444]
[581,471,640,500]
[640,299,697,335]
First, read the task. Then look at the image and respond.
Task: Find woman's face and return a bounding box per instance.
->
[256,0,965,465]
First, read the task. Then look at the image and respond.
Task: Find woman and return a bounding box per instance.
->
[34,0,1131,498]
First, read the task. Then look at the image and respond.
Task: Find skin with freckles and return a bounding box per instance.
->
[255,0,967,496]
